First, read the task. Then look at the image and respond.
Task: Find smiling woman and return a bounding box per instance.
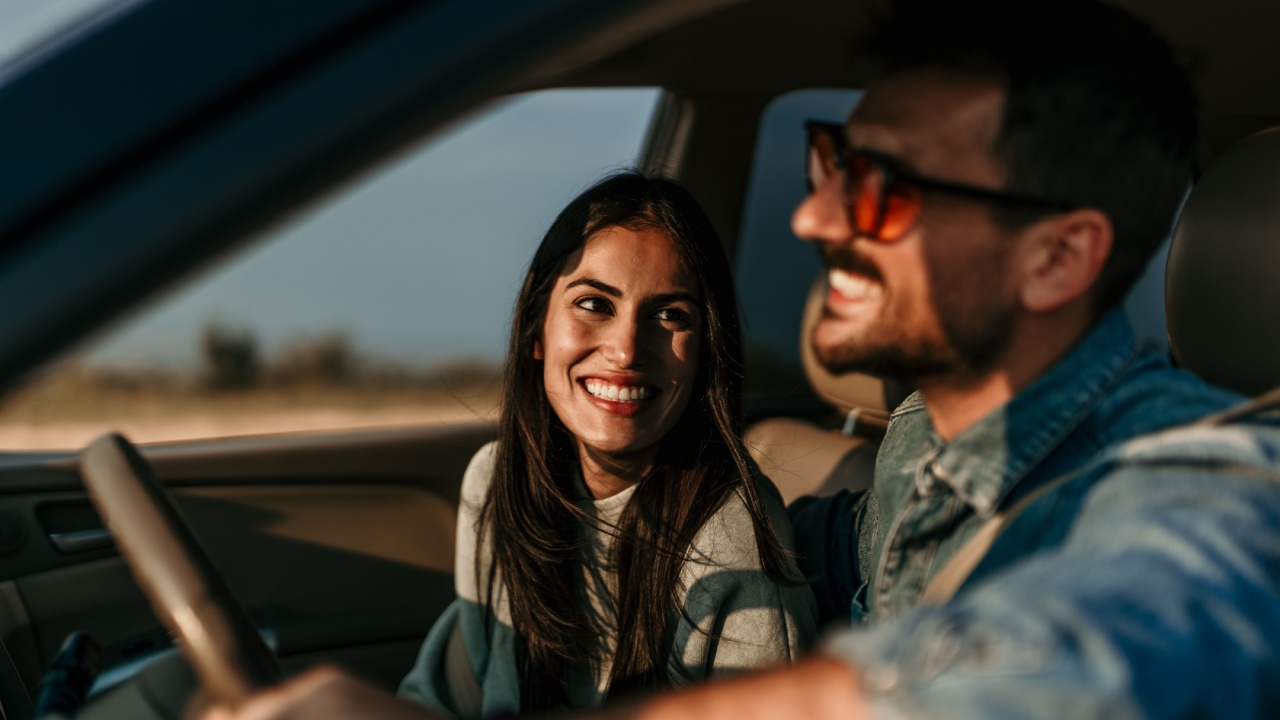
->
[398,172,817,718]
[538,224,702,497]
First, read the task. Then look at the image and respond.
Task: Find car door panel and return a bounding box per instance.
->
[0,421,494,692]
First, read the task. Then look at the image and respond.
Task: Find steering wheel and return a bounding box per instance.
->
[79,433,283,709]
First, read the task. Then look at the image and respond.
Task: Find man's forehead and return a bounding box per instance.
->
[844,68,1005,176]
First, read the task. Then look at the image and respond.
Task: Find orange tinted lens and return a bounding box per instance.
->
[846,155,885,238]
[847,155,921,242]
[879,185,922,241]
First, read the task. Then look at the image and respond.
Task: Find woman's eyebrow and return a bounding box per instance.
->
[566,277,621,296]
[566,278,699,306]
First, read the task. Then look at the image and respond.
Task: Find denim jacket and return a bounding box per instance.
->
[793,310,1280,718]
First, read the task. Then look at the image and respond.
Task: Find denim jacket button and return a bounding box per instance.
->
[914,471,937,497]
[929,462,950,483]
[971,486,996,516]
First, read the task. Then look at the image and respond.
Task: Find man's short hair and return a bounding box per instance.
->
[872,0,1196,315]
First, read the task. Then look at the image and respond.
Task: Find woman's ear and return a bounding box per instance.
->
[1017,208,1113,313]
[533,338,543,360]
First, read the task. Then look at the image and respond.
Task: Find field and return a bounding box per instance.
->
[0,329,809,450]
[0,363,503,450]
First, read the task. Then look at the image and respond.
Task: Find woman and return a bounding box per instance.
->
[400,172,816,717]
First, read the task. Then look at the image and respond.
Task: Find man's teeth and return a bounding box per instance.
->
[585,381,653,403]
[829,268,883,300]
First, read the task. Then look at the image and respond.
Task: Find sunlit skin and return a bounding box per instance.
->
[199,658,868,720]
[793,67,1111,440]
[536,225,701,499]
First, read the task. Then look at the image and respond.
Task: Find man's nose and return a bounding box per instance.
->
[602,317,646,367]
[792,172,852,245]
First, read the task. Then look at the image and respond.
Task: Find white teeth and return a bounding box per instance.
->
[829,268,883,300]
[584,381,653,403]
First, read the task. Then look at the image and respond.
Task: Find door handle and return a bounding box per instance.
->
[48,528,113,554]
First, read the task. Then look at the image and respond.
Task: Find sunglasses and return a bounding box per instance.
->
[805,120,1076,242]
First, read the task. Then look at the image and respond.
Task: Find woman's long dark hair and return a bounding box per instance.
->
[477,171,794,712]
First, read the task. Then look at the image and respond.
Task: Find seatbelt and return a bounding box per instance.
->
[445,616,483,719]
[919,390,1280,605]
[918,470,1075,604]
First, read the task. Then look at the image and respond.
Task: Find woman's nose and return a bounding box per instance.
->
[602,318,645,367]
[792,172,853,247]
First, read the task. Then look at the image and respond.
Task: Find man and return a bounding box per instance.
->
[210,1,1280,718]
[785,0,1236,628]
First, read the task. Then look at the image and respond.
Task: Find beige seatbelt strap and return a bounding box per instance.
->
[918,470,1077,604]
[919,389,1280,605]
[445,615,483,719]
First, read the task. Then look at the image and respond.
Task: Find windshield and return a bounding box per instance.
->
[0,0,135,69]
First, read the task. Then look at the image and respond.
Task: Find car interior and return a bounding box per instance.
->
[2,0,1280,718]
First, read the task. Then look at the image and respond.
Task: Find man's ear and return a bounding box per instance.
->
[1017,209,1113,313]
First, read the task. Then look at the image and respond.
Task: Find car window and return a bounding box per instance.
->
[0,87,660,449]
[737,89,861,401]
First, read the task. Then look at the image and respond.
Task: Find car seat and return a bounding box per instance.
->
[1166,126,1280,396]
[746,275,910,504]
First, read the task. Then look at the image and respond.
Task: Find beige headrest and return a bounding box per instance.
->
[800,274,912,431]
[1166,126,1280,396]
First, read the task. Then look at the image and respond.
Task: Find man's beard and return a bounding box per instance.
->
[814,243,1015,386]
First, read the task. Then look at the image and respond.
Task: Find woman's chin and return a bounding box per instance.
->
[575,435,662,466]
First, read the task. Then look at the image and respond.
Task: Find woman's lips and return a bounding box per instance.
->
[584,379,654,402]
[580,378,658,416]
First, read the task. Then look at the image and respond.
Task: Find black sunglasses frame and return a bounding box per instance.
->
[805,120,1077,240]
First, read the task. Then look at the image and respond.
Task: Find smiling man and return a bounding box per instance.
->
[207,1,1280,719]
[784,0,1227,626]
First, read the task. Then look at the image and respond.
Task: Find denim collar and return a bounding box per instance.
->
[920,309,1139,519]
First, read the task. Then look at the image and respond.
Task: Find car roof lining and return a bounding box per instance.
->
[544,0,1280,159]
